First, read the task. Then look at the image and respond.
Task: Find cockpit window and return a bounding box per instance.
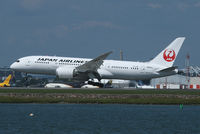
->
[16,60,20,62]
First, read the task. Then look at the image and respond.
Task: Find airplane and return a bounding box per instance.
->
[0,74,12,87]
[81,84,99,88]
[81,84,100,89]
[45,83,73,88]
[10,37,185,86]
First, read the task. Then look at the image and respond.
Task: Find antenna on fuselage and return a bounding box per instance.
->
[120,50,123,61]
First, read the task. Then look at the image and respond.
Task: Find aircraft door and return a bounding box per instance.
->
[25,60,31,66]
[106,63,111,70]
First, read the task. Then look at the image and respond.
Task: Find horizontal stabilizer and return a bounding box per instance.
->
[158,66,177,72]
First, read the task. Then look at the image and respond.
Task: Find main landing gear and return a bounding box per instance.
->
[87,81,104,88]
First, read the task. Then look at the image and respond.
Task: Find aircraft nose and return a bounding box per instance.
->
[10,63,17,70]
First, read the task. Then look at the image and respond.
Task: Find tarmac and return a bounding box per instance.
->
[0,87,140,90]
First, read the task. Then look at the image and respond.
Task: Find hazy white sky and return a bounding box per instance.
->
[1,0,200,68]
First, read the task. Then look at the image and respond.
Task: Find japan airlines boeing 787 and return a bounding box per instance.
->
[10,37,185,82]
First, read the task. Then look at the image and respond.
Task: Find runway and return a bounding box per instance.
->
[0,87,139,90]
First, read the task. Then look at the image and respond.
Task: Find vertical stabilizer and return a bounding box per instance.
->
[150,37,185,67]
[3,74,12,84]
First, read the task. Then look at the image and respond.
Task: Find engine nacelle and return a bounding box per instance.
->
[56,67,76,79]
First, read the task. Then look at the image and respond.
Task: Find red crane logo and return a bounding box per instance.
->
[163,49,176,62]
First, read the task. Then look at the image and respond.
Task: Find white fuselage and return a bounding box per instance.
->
[10,56,177,81]
[45,83,73,88]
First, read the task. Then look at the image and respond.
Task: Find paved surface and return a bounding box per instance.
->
[0,87,140,90]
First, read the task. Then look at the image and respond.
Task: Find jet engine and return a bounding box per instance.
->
[56,67,77,79]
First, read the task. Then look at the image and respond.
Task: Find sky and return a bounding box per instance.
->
[0,0,200,68]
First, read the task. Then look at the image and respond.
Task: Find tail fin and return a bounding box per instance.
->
[3,74,12,84]
[150,37,185,67]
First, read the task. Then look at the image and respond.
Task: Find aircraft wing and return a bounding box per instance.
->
[76,51,112,73]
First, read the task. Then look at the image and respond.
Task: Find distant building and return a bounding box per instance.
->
[151,74,200,89]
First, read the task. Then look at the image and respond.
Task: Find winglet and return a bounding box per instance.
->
[94,51,112,62]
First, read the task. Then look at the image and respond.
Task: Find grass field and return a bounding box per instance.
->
[0,88,200,95]
[0,88,200,104]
